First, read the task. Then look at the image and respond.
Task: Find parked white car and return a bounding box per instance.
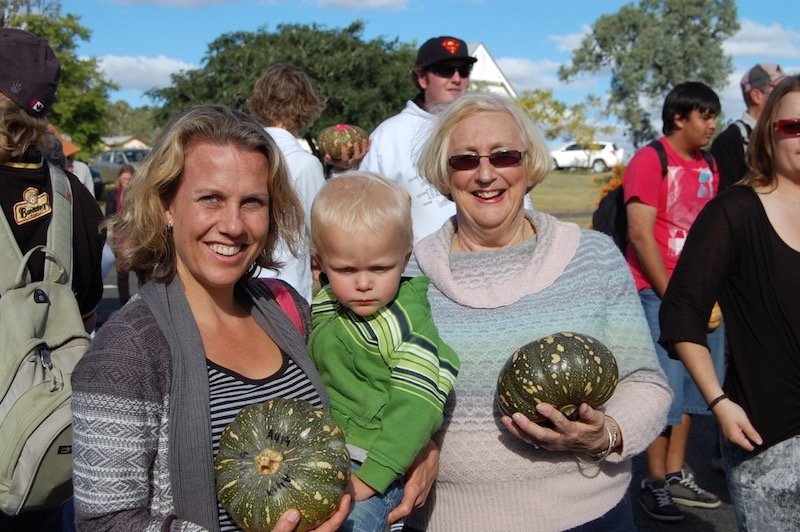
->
[551,141,624,172]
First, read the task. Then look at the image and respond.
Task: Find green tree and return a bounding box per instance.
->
[9,12,115,157]
[517,89,614,146]
[149,21,416,135]
[0,0,61,25]
[559,0,739,147]
[104,101,160,146]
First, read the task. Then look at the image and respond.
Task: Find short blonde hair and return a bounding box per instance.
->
[417,93,551,197]
[113,104,303,284]
[0,92,49,162]
[311,171,413,254]
[247,63,324,134]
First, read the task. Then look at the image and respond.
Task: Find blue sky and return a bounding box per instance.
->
[70,0,800,145]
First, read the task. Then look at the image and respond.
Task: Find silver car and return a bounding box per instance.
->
[90,148,150,184]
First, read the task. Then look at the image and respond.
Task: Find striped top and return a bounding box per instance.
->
[209,353,322,531]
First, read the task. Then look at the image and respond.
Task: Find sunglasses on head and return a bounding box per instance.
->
[428,62,473,78]
[774,119,800,137]
[448,150,526,171]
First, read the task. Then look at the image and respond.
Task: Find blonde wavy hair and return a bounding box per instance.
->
[112,104,303,284]
[417,93,551,198]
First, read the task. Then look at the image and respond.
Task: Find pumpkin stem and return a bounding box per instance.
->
[255,449,283,475]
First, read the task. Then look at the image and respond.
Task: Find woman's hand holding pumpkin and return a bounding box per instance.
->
[502,403,612,455]
[271,494,351,532]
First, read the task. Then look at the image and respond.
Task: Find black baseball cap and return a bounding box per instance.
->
[416,36,477,68]
[0,28,61,117]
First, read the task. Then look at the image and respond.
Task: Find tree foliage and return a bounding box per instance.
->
[0,0,61,25]
[516,89,614,145]
[148,21,417,135]
[7,12,115,157]
[104,101,160,145]
[559,0,739,147]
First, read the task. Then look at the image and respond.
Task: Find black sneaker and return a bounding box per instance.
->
[639,478,684,522]
[668,468,722,509]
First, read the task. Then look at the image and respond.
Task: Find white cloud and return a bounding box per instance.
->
[315,0,406,8]
[98,55,196,91]
[548,25,591,53]
[497,57,600,93]
[724,19,800,58]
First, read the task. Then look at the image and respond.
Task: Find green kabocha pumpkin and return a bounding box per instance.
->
[496,332,618,424]
[215,398,350,532]
[317,124,368,160]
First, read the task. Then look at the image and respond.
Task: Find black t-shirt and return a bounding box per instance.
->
[660,186,800,452]
[0,161,105,317]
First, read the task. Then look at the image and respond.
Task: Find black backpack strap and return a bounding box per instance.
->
[646,140,668,178]
[700,149,716,174]
[647,139,715,176]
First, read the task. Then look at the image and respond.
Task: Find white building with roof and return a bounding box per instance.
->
[468,42,518,99]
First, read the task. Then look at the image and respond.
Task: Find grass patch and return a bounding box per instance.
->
[530,169,605,228]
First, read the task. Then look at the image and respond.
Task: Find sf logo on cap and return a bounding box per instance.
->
[441,38,461,55]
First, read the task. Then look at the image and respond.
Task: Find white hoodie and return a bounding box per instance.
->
[360,100,456,242]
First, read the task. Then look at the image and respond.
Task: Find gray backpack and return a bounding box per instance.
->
[0,164,90,515]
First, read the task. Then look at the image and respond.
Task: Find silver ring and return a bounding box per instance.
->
[531,442,540,450]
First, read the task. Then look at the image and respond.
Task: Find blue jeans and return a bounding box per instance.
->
[640,289,726,425]
[341,460,404,532]
[722,435,800,531]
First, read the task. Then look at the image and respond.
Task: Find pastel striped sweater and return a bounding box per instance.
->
[406,210,671,531]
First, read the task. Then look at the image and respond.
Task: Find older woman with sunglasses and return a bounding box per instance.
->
[660,74,800,530]
[403,93,671,531]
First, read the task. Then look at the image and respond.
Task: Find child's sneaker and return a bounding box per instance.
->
[639,478,684,522]
[667,468,722,509]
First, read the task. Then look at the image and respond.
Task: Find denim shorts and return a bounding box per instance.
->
[341,460,404,532]
[639,288,726,425]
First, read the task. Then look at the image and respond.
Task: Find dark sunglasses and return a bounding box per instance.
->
[774,118,800,137]
[448,150,526,171]
[429,62,473,78]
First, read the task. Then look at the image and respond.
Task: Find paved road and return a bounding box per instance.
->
[97,280,737,531]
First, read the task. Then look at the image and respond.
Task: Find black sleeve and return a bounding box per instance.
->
[709,125,746,192]
[659,193,738,355]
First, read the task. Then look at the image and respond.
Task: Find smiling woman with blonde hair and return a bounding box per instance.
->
[70,105,350,532]
[405,92,671,530]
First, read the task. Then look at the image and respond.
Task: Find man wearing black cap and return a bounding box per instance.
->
[710,63,786,190]
[360,36,477,242]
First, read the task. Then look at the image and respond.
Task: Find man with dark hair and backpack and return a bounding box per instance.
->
[710,63,786,191]
[0,28,104,531]
[623,82,725,523]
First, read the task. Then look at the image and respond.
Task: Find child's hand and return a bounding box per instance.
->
[347,474,376,502]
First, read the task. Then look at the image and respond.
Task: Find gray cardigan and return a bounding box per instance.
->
[71,277,327,531]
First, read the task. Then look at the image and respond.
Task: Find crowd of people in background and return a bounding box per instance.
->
[1,23,798,532]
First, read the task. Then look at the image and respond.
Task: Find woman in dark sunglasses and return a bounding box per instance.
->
[660,74,800,531]
[402,93,671,531]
